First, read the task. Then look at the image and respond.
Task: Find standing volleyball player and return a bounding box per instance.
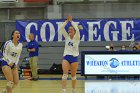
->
[1,30,22,93]
[60,16,82,93]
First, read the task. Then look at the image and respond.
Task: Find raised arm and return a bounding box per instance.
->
[60,20,69,39]
[71,20,80,40]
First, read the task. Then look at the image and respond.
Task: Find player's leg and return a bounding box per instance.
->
[70,62,79,93]
[62,59,70,93]
[12,66,19,90]
[2,65,14,93]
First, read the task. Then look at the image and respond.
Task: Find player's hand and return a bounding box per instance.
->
[68,15,72,22]
[28,49,30,52]
[8,63,14,67]
[14,65,18,68]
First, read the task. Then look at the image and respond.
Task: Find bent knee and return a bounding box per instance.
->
[62,74,68,80]
[71,73,77,77]
[71,75,77,80]
[7,81,14,88]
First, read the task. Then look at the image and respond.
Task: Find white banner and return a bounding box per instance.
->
[84,54,140,75]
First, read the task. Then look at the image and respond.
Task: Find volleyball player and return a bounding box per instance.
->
[1,30,22,93]
[60,16,82,93]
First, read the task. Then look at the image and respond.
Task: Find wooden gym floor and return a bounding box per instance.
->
[0,75,140,93]
[0,75,85,93]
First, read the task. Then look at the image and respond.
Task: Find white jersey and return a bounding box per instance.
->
[2,40,22,65]
[60,21,80,57]
[64,36,80,56]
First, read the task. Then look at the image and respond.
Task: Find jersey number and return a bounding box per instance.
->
[11,52,17,57]
[68,42,73,46]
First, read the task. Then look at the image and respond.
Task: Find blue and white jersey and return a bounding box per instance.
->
[60,21,80,57]
[2,40,22,65]
[64,36,80,56]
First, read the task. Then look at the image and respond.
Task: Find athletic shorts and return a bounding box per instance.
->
[0,60,15,69]
[63,55,78,64]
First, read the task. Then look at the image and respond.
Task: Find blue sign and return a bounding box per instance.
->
[110,58,120,68]
[16,19,140,42]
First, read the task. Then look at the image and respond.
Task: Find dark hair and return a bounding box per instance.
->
[11,30,19,40]
[110,47,114,50]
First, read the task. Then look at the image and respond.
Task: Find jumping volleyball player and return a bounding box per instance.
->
[60,16,82,93]
[1,30,22,93]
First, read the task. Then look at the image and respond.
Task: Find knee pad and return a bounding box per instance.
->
[71,76,77,80]
[6,81,14,88]
[62,74,68,80]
